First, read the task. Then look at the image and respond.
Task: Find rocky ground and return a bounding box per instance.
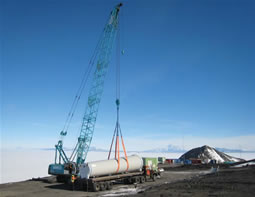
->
[133,165,255,197]
[0,168,206,197]
[0,165,254,197]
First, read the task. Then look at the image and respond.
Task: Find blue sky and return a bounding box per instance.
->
[1,0,255,151]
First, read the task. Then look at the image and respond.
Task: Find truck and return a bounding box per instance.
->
[74,155,160,192]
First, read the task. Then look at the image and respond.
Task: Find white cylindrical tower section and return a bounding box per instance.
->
[80,155,143,179]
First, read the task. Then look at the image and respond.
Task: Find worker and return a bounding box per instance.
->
[71,175,75,191]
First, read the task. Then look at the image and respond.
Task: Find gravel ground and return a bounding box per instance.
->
[1,166,254,197]
[132,165,255,197]
[0,169,205,197]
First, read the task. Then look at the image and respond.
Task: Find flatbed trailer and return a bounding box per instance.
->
[74,169,160,192]
[56,156,161,192]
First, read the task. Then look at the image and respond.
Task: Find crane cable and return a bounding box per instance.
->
[116,13,121,174]
[107,16,129,172]
[119,7,129,171]
[116,22,129,172]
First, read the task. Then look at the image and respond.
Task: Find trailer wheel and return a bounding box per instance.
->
[92,182,100,192]
[131,177,136,184]
[135,176,140,183]
[140,176,145,183]
[106,181,113,190]
[100,182,106,191]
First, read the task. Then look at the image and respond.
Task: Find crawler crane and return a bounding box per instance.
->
[48,3,122,182]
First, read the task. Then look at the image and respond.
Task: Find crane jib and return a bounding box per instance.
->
[75,5,121,165]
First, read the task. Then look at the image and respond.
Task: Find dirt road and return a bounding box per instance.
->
[0,169,207,197]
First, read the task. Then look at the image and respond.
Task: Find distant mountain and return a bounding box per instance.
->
[143,148,168,153]
[142,144,255,154]
[215,147,243,153]
[143,145,185,153]
[167,145,186,153]
[179,145,245,163]
[40,145,255,154]
[215,147,255,153]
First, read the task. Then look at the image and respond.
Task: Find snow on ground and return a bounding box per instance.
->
[0,150,107,184]
[0,150,181,184]
[1,149,254,184]
[232,161,255,168]
[100,186,140,197]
